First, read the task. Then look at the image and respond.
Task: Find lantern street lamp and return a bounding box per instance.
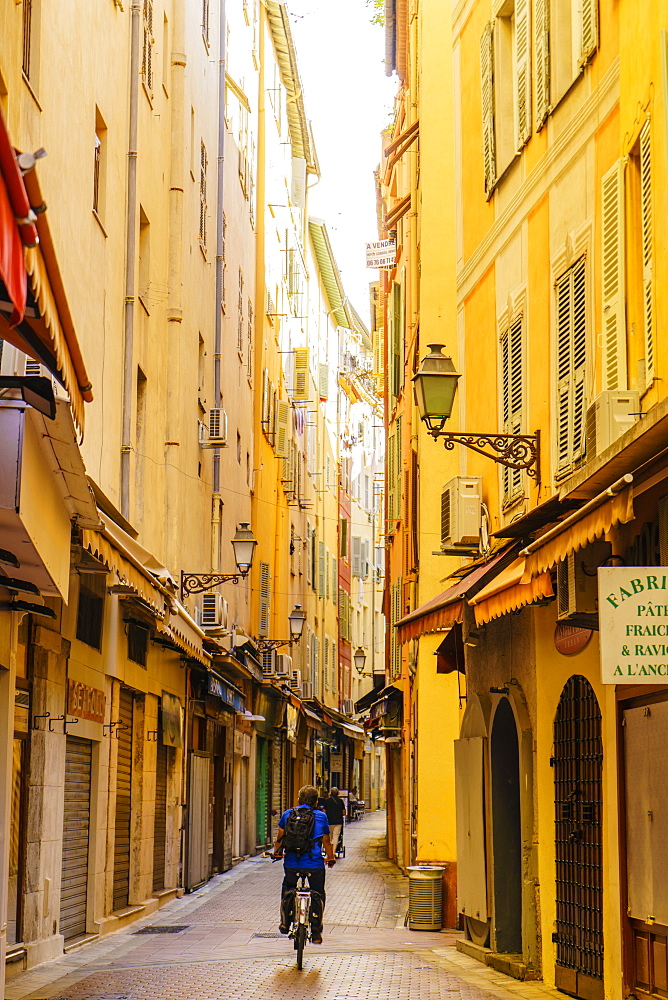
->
[412,344,541,479]
[353,646,367,675]
[255,605,307,652]
[180,522,258,600]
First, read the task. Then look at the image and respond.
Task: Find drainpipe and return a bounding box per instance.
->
[166,0,186,565]
[121,3,142,520]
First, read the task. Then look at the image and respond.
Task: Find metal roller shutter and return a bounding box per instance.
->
[60,737,92,940]
[113,688,133,911]
[152,720,168,892]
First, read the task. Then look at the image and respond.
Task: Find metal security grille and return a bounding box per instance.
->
[152,718,168,892]
[553,675,604,996]
[113,688,133,911]
[60,737,92,939]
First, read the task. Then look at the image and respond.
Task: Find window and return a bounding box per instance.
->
[199,142,208,251]
[258,562,270,636]
[535,0,599,129]
[247,300,254,381]
[142,0,154,94]
[202,0,210,46]
[93,110,108,220]
[76,575,105,650]
[127,621,149,666]
[237,269,244,353]
[22,0,34,80]
[500,315,525,504]
[601,160,627,391]
[635,120,655,386]
[138,208,150,308]
[480,0,531,195]
[555,257,587,477]
[340,518,349,561]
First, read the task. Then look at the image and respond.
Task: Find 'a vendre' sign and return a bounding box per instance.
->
[598,566,668,683]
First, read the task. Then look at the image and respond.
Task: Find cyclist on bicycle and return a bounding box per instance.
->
[273,784,336,944]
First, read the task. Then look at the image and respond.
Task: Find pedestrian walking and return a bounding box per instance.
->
[273,784,336,943]
[322,786,346,855]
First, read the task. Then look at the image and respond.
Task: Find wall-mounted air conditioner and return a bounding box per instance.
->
[288,668,302,694]
[301,679,314,700]
[200,593,228,629]
[275,653,292,676]
[200,408,229,448]
[441,477,482,549]
[261,648,277,675]
[342,698,354,716]
[585,390,639,458]
[557,541,611,624]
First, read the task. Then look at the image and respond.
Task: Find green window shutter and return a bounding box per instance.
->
[514,0,531,149]
[340,518,348,560]
[259,562,271,637]
[601,160,627,391]
[395,415,403,522]
[535,0,550,129]
[580,0,598,63]
[640,119,655,384]
[387,431,396,527]
[480,21,496,196]
[501,315,524,502]
[332,555,337,601]
[391,282,402,401]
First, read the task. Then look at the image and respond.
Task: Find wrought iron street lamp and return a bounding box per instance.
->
[412,344,540,480]
[180,523,258,600]
[353,646,367,674]
[254,604,306,652]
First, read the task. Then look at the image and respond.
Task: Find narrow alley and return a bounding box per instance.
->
[5,814,559,1000]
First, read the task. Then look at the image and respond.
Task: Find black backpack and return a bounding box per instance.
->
[281,806,316,855]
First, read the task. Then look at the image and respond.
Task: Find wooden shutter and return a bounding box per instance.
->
[535,0,550,128]
[555,259,587,474]
[261,368,270,427]
[556,270,573,474]
[275,400,290,457]
[318,363,329,400]
[340,517,348,560]
[352,535,362,577]
[480,22,496,196]
[318,540,325,597]
[640,120,654,383]
[572,258,587,463]
[259,561,270,636]
[515,0,531,148]
[294,348,309,400]
[387,431,396,527]
[601,160,627,390]
[338,588,346,637]
[395,415,402,522]
[501,316,524,502]
[580,0,598,63]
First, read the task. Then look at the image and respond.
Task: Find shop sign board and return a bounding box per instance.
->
[366,240,396,269]
[67,678,105,723]
[598,567,668,683]
[162,690,183,747]
[330,752,343,770]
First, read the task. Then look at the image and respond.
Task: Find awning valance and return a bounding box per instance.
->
[520,479,634,583]
[469,559,554,625]
[82,525,165,614]
[396,551,507,644]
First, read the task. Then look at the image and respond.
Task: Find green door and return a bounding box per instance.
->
[255,738,268,846]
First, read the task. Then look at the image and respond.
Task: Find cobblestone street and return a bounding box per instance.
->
[6,813,562,1000]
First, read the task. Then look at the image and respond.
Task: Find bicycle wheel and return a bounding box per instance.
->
[295,923,306,970]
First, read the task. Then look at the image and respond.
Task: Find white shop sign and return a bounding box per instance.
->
[366,240,396,269]
[598,566,668,683]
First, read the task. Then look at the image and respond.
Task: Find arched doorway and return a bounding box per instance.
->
[491,697,522,954]
[553,675,603,999]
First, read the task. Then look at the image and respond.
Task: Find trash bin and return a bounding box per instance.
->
[407,866,443,930]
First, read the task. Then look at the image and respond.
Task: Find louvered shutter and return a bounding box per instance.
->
[480,22,496,196]
[515,0,531,148]
[601,160,627,390]
[332,555,337,600]
[640,120,654,384]
[259,561,270,636]
[261,368,270,426]
[352,536,362,577]
[294,348,309,400]
[338,588,345,637]
[555,259,588,474]
[387,431,396,526]
[501,316,524,502]
[275,400,290,457]
[555,271,574,474]
[535,0,550,128]
[572,258,587,463]
[318,540,325,597]
[318,363,329,400]
[580,0,598,63]
[340,517,348,560]
[395,415,402,522]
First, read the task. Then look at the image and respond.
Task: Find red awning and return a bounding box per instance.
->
[0,108,33,325]
[396,550,508,644]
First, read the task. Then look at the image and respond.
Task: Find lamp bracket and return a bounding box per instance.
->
[431,429,541,480]
[181,570,247,600]
[253,637,296,652]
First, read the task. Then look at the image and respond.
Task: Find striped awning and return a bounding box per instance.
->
[469,559,554,625]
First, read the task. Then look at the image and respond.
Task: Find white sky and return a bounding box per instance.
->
[285,0,396,329]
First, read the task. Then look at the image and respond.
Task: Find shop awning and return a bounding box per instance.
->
[396,550,508,644]
[520,476,634,582]
[82,518,166,614]
[208,670,246,712]
[160,600,210,666]
[469,558,554,625]
[0,111,93,436]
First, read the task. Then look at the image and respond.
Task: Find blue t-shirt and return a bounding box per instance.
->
[278,805,329,869]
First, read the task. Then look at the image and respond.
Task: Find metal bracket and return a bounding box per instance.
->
[103,721,129,739]
[32,712,50,731]
[432,429,541,481]
[180,570,247,601]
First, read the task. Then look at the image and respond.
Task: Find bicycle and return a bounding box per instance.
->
[264,853,335,969]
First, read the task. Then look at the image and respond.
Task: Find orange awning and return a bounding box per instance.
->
[469,558,554,625]
[396,551,507,644]
[520,485,634,583]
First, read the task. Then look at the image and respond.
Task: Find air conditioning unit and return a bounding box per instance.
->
[557,541,611,625]
[200,408,229,447]
[342,699,354,715]
[288,668,302,692]
[301,679,314,700]
[275,653,292,676]
[441,477,482,549]
[200,593,228,629]
[261,648,277,675]
[585,391,640,458]
[24,358,43,377]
